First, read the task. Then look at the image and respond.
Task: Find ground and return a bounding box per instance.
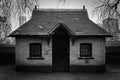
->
[0,65,120,80]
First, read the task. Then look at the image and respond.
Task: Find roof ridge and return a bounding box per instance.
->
[33,8,87,12]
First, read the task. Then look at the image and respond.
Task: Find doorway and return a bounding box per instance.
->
[52,25,70,72]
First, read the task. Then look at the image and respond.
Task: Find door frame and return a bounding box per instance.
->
[52,26,70,72]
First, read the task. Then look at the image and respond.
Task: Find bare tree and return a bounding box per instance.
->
[0,0,66,44]
[92,0,120,44]
[0,0,38,44]
[0,22,11,43]
[15,0,39,15]
[56,0,66,8]
[93,0,120,22]
[0,0,13,43]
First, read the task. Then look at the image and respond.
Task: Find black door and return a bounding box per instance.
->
[52,27,69,72]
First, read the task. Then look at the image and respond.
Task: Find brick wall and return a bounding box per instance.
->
[70,37,105,65]
[15,36,106,72]
[16,37,52,66]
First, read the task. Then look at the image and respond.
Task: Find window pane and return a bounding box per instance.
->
[30,43,42,57]
[80,43,92,57]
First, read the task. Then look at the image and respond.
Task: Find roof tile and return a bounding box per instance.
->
[10,8,111,37]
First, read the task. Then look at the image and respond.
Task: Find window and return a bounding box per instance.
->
[80,43,92,57]
[29,43,42,57]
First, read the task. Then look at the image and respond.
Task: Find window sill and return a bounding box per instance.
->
[27,57,44,60]
[78,57,94,59]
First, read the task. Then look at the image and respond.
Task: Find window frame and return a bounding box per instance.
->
[79,43,93,59]
[28,43,44,59]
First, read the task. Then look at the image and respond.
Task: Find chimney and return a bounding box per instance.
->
[83,5,85,10]
[35,5,37,10]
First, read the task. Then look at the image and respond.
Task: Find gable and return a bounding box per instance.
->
[49,23,74,36]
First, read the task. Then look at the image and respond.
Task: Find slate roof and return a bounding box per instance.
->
[10,7,111,37]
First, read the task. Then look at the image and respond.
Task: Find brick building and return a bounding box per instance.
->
[10,6,111,72]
